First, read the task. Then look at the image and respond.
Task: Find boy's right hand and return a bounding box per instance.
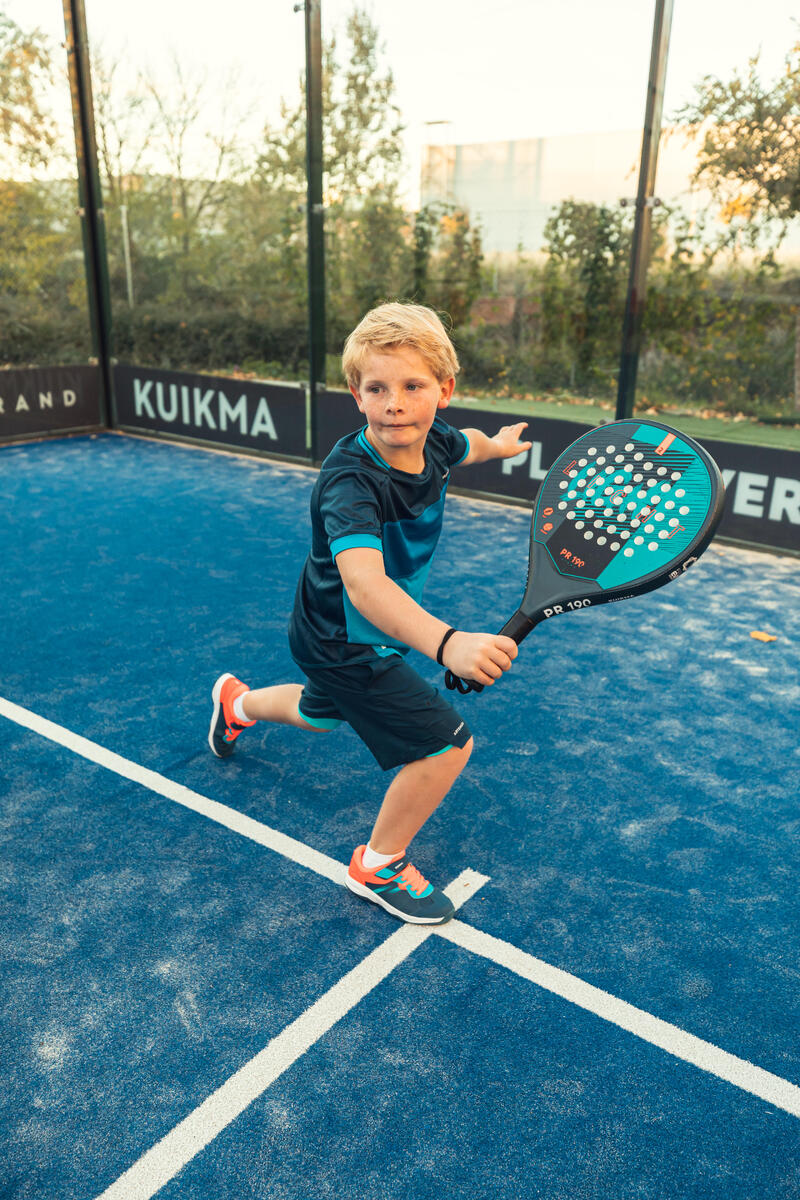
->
[441,632,518,687]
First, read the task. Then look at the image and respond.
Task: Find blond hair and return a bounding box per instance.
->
[342,302,460,388]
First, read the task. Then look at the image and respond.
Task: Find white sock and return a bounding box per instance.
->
[232,693,252,724]
[362,843,402,870]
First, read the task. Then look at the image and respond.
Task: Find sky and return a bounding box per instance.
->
[7,0,799,202]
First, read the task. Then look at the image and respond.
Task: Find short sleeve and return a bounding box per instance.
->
[317,470,384,560]
[430,415,469,467]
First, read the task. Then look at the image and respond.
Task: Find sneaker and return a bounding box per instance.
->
[345,846,455,925]
[208,673,256,758]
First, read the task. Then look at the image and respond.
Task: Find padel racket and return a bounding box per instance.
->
[445,418,725,694]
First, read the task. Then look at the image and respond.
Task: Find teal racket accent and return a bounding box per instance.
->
[445,419,725,694]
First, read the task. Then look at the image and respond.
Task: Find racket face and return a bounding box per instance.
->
[520,419,725,620]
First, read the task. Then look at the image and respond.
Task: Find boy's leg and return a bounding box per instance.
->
[368,738,474,855]
[345,740,473,925]
[209,674,337,758]
[242,684,318,729]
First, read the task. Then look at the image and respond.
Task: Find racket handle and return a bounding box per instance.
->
[444,610,536,695]
[498,610,537,645]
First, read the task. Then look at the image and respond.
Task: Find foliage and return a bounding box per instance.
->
[540,201,632,390]
[0,14,56,170]
[1,8,796,424]
[674,41,800,250]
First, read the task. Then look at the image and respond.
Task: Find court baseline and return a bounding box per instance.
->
[2,694,800,1198]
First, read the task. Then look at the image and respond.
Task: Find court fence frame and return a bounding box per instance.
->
[2,362,798,556]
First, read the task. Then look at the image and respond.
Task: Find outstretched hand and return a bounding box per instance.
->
[491,422,533,460]
[441,631,518,688]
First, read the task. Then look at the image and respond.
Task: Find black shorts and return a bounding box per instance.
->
[296,655,472,771]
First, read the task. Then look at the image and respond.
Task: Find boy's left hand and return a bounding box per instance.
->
[491,422,533,460]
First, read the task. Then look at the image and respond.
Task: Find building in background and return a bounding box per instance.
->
[420,128,800,260]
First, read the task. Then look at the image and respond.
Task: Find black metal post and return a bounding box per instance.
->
[615,0,674,421]
[63,0,114,427]
[304,0,326,460]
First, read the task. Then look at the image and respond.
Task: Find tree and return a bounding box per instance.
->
[676,40,800,409]
[0,14,56,171]
[676,40,800,247]
[326,8,404,201]
[541,201,632,390]
[413,203,483,327]
[256,7,408,339]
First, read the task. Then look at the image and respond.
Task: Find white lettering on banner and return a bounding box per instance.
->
[219,392,248,435]
[193,387,217,430]
[718,469,799,525]
[501,441,547,480]
[155,383,179,422]
[134,379,155,418]
[129,376,278,441]
[769,478,800,524]
[733,472,769,518]
[250,398,278,440]
[1,389,85,417]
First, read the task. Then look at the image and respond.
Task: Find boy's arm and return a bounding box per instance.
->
[335,547,518,688]
[459,421,532,467]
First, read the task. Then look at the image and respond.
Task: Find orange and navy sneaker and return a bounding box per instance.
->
[345,846,455,925]
[208,673,256,758]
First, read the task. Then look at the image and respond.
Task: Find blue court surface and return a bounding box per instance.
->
[2,431,799,1199]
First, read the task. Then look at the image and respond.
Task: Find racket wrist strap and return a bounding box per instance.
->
[436,626,457,665]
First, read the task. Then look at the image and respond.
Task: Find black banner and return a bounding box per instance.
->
[314,389,800,554]
[114,364,308,459]
[315,387,365,457]
[0,365,102,442]
[701,436,800,553]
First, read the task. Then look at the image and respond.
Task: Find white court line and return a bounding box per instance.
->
[0,696,345,886]
[3,693,800,1192]
[439,921,800,1120]
[94,870,488,1200]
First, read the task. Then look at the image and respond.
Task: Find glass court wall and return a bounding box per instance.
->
[81,0,308,380]
[3,0,799,445]
[0,3,91,368]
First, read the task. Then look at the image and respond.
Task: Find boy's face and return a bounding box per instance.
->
[350,346,455,472]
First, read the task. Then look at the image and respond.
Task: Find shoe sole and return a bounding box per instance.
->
[344,874,454,925]
[209,673,235,758]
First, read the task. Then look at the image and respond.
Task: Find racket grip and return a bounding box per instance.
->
[498,610,537,645]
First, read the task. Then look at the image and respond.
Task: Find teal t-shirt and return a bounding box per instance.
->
[288,416,469,670]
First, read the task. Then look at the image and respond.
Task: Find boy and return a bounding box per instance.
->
[209,303,531,925]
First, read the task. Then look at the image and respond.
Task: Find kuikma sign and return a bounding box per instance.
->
[113,364,307,459]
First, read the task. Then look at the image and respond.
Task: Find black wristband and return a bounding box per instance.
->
[436,626,458,665]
